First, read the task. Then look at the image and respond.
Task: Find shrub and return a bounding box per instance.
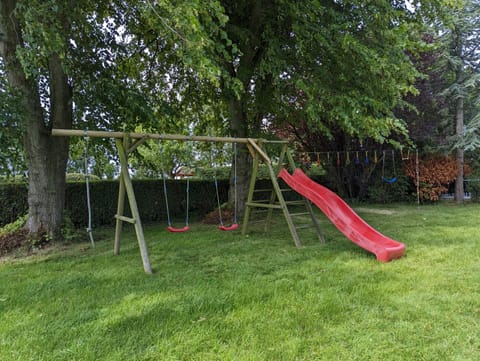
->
[66,173,101,182]
[367,175,413,203]
[403,154,470,201]
[0,214,28,237]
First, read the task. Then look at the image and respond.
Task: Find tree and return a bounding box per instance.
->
[214,0,451,207]
[1,0,453,240]
[0,0,229,239]
[0,0,72,239]
[438,0,480,202]
[392,33,450,151]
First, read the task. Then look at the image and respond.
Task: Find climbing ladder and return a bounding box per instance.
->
[241,139,325,247]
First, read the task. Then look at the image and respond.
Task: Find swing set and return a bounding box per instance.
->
[54,129,316,274]
[159,140,191,233]
[161,173,190,233]
[159,139,238,233]
[382,150,397,183]
[213,141,239,231]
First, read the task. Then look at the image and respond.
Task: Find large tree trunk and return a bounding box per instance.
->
[228,96,251,218]
[0,1,71,239]
[222,1,269,220]
[26,54,72,239]
[455,95,465,203]
[453,26,465,204]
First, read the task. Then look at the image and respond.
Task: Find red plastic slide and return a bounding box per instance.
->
[278,168,405,262]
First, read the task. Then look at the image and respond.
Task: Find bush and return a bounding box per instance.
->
[0,175,28,184]
[367,175,413,203]
[403,154,469,201]
[66,173,101,182]
[0,214,28,237]
[194,164,281,180]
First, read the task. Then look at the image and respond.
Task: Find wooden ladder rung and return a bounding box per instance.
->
[252,209,269,215]
[249,219,268,225]
[295,224,316,230]
[253,188,274,193]
[284,200,305,205]
[114,215,136,224]
[251,199,271,203]
[246,202,283,209]
[289,212,310,217]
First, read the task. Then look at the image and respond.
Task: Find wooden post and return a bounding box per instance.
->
[115,137,153,274]
[264,143,289,231]
[265,157,303,248]
[241,154,260,235]
[114,173,126,255]
[52,128,259,144]
[286,146,296,170]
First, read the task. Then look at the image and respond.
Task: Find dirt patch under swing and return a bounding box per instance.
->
[202,209,236,225]
[0,229,50,256]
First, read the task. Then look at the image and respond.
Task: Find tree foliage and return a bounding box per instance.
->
[0,61,26,176]
[219,1,447,141]
[440,0,480,152]
[432,0,480,201]
[0,0,458,236]
[0,0,231,237]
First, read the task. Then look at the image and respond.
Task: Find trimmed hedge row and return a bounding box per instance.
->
[0,179,229,228]
[0,183,29,227]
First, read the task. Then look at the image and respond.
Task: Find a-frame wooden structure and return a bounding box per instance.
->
[241,139,324,248]
[113,135,153,273]
[52,129,324,274]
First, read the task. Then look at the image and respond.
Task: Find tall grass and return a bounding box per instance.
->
[1,203,479,360]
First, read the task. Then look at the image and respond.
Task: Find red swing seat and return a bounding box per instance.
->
[218,223,238,231]
[167,225,190,233]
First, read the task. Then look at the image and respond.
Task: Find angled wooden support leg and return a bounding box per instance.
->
[242,155,259,235]
[114,175,126,255]
[243,139,302,248]
[266,161,302,248]
[115,137,153,274]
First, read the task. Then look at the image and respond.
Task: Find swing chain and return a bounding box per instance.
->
[83,129,95,248]
[233,141,238,224]
[382,150,397,183]
[159,138,190,232]
[211,136,238,230]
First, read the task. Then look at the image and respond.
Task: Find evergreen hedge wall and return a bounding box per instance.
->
[0,183,29,227]
[0,179,229,228]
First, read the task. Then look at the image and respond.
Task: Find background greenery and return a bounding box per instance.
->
[0,163,326,228]
[0,179,230,228]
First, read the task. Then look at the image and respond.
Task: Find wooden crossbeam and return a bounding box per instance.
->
[51,128,288,145]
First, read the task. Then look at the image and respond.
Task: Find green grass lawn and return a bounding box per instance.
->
[1,203,480,361]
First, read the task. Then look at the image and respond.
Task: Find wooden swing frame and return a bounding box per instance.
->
[52,129,323,274]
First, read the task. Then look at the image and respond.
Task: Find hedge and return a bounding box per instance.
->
[0,179,229,228]
[0,183,29,227]
[0,176,309,229]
